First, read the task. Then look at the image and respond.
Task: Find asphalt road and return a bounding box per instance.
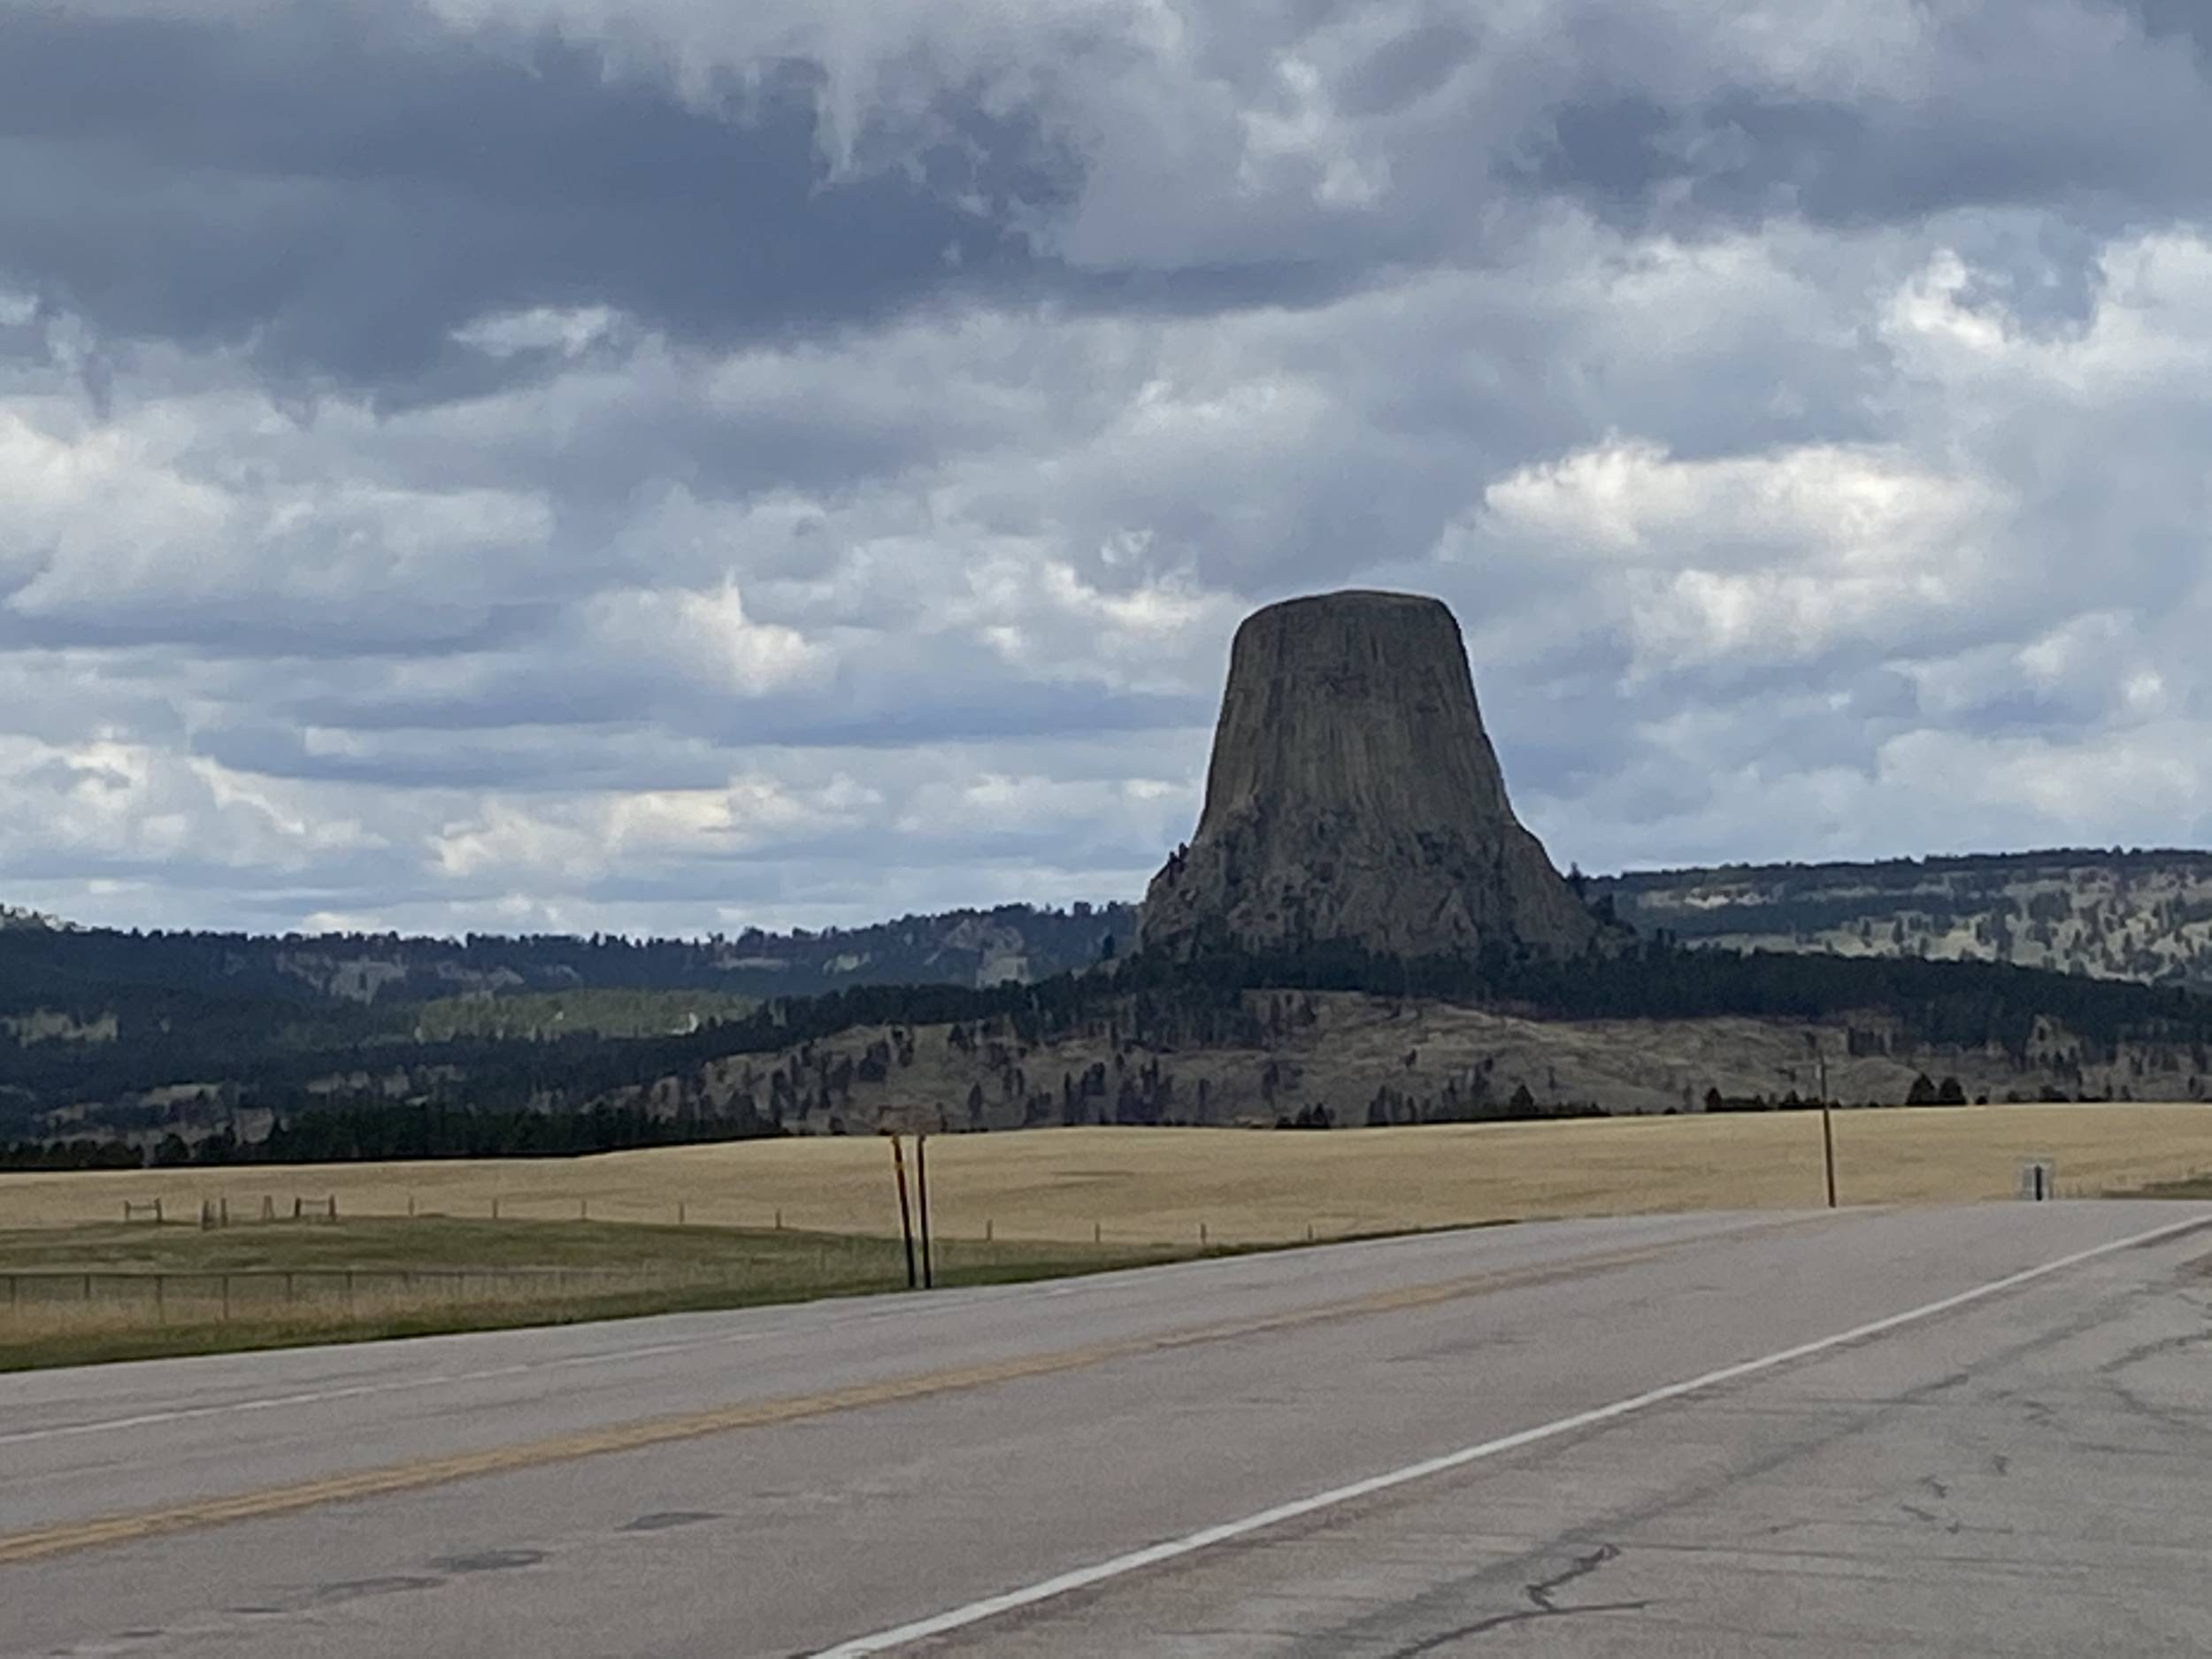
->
[5,1202,2211,1656]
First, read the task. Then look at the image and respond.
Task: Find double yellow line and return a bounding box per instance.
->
[0,1227,1774,1565]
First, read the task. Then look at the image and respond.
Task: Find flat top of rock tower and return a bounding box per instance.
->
[1246,588,1450,620]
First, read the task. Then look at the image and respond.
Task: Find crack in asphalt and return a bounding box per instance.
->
[1282,1268,2156,1658]
[1379,1544,1649,1654]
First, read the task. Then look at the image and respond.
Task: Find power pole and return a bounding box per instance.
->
[915,1133,934,1290]
[1818,1052,1838,1209]
[890,1134,918,1290]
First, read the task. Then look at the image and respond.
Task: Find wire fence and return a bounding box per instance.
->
[66,1192,1203,1246]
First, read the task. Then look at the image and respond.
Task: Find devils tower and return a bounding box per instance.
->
[1140,590,1596,961]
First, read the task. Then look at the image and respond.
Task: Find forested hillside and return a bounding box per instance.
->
[12,936,2212,1168]
[0,902,1133,1012]
[1591,849,2212,991]
[17,851,2212,1170]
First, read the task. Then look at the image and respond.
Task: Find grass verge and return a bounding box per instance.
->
[0,1217,1188,1372]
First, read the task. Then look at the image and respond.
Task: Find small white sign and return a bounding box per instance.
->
[2019,1158,2057,1202]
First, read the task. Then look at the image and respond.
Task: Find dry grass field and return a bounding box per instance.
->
[6,1106,2212,1247]
[0,1218,1176,1370]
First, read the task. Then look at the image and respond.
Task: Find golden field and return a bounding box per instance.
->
[5,1105,2212,1246]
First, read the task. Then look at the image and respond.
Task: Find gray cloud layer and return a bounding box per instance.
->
[3,0,2210,934]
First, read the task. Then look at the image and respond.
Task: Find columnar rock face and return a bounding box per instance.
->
[1140,590,1597,961]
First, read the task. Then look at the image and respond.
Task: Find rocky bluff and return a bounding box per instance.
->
[1140,590,1597,961]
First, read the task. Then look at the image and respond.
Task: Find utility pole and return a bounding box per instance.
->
[890,1134,918,1290]
[915,1133,935,1290]
[1818,1051,1838,1209]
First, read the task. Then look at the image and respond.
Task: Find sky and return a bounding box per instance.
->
[4,0,2211,939]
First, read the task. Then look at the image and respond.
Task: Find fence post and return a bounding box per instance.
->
[221,1275,231,1323]
[220,1196,229,1227]
[155,1274,165,1325]
[154,1198,163,1225]
[492,1196,501,1221]
[1094,1220,1102,1245]
[408,1193,416,1218]
[677,1201,686,1226]
[580,1198,588,1222]
[1201,1221,1209,1249]
[985,1217,994,1242]
[330,1194,339,1223]
[293,1196,302,1220]
[774,1208,783,1230]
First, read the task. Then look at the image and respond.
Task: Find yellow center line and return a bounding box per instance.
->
[0,1216,1839,1565]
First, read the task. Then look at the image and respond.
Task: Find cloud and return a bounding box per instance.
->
[2,1,2212,933]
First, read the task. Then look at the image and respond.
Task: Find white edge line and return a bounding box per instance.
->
[812,1212,2211,1657]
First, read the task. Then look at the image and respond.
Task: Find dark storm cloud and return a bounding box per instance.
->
[2123,0,2212,58]
[0,4,1074,393]
[1520,84,2212,242]
[1335,19,1481,118]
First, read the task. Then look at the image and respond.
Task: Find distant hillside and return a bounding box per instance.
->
[0,902,1136,1012]
[1590,849,2212,993]
[17,939,2212,1165]
[18,854,2212,1166]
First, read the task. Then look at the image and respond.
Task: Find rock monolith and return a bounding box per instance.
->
[1139,590,1596,961]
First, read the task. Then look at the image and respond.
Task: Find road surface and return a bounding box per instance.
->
[5,1202,2212,1655]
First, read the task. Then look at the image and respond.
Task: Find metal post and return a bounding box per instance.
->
[916,1133,934,1290]
[890,1136,918,1290]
